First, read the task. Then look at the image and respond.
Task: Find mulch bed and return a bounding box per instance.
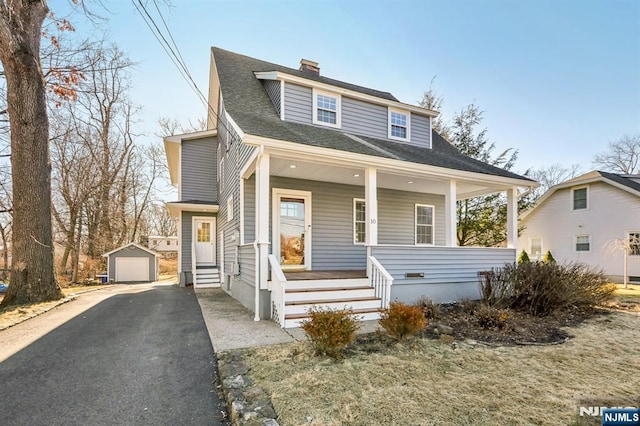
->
[422,302,605,346]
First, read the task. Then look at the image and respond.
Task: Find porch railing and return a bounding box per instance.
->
[268,254,287,327]
[191,241,197,287]
[368,256,393,309]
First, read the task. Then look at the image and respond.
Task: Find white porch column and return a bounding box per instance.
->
[254,151,270,321]
[365,168,378,246]
[445,179,457,247]
[506,186,518,249]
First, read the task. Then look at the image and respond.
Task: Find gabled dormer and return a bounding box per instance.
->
[255,59,438,149]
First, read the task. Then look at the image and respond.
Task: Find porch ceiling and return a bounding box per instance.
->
[269,156,506,198]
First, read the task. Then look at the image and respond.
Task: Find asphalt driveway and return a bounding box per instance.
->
[0,284,228,426]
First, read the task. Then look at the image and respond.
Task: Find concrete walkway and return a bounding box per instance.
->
[195,288,380,352]
[196,288,300,351]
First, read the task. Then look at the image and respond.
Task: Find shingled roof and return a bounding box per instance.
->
[211,47,534,183]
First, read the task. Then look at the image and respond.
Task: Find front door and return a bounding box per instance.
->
[273,189,311,270]
[194,218,216,264]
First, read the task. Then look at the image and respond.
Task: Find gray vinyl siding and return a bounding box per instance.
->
[181,137,218,202]
[244,175,255,242]
[372,246,516,303]
[262,80,281,116]
[378,189,445,246]
[180,211,217,274]
[107,245,157,282]
[283,83,312,124]
[411,114,431,148]
[238,244,255,286]
[342,97,387,140]
[261,177,448,270]
[281,82,432,148]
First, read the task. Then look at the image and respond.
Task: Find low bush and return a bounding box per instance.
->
[300,307,360,358]
[379,301,427,340]
[476,304,509,330]
[542,251,556,264]
[489,261,615,316]
[415,296,440,320]
[517,250,531,264]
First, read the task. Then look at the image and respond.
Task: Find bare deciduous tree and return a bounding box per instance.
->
[0,1,63,305]
[593,134,640,174]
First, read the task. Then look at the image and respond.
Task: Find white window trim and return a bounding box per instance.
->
[219,156,224,186]
[353,198,366,245]
[529,237,543,259]
[312,88,341,129]
[415,203,435,246]
[227,196,234,222]
[628,231,640,256]
[574,234,592,253]
[571,185,589,211]
[388,107,411,142]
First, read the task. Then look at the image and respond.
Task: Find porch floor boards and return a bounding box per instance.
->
[284,269,367,281]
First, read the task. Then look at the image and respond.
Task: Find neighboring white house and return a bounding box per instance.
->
[147,236,179,253]
[520,170,640,283]
[163,48,537,327]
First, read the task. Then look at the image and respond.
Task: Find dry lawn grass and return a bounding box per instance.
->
[0,285,110,330]
[246,311,640,425]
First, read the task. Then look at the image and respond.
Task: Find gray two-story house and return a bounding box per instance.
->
[164,48,536,327]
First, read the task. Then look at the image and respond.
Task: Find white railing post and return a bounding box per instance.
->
[368,255,393,309]
[268,254,287,327]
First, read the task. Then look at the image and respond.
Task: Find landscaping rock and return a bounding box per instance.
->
[436,324,454,335]
[224,374,252,389]
[263,419,280,426]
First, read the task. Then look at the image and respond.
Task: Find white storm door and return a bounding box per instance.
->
[194,218,216,264]
[273,189,312,271]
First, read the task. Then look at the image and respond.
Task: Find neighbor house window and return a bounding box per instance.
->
[629,232,640,256]
[166,240,170,246]
[575,234,591,252]
[312,89,341,128]
[388,108,410,141]
[530,237,542,259]
[353,199,366,244]
[572,187,588,210]
[415,204,434,245]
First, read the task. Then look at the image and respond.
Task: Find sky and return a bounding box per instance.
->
[59,0,640,176]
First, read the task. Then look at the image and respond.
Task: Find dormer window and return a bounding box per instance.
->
[312,89,341,128]
[388,108,410,141]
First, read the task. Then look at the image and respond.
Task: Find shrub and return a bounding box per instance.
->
[517,250,531,264]
[379,301,427,340]
[415,296,440,320]
[476,304,509,330]
[461,298,478,314]
[497,261,615,316]
[300,307,360,358]
[478,268,512,308]
[541,250,556,263]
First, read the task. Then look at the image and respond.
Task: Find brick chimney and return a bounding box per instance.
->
[299,59,320,76]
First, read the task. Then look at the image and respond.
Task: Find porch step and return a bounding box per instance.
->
[284,308,382,328]
[285,297,381,316]
[285,286,376,302]
[285,278,370,290]
[195,267,221,288]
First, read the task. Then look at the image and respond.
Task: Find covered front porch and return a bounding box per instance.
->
[238,140,533,327]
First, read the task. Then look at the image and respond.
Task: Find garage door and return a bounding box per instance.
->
[115,257,150,282]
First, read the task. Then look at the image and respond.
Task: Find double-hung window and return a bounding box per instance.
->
[312,89,341,128]
[572,187,588,210]
[415,204,434,245]
[575,234,591,252]
[388,108,410,141]
[353,199,366,244]
[530,237,542,259]
[629,232,640,256]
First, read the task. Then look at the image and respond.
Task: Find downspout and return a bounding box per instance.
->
[254,145,265,321]
[253,240,260,321]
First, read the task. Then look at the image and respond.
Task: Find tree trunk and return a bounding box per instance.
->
[0,1,62,306]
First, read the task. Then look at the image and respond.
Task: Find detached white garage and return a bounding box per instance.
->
[102,243,159,283]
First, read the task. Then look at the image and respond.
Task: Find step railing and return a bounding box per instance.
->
[368,256,393,309]
[268,254,287,327]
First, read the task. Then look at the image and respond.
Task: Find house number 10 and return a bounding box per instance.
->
[370,219,377,224]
